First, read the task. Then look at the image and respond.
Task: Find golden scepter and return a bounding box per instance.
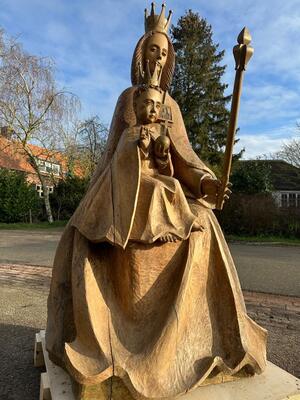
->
[216,27,254,210]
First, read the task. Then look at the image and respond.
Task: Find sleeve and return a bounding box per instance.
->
[165,94,217,208]
[88,87,137,189]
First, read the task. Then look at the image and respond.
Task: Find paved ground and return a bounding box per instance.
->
[0,229,61,266]
[0,266,48,400]
[0,229,299,296]
[232,243,300,296]
[0,264,299,400]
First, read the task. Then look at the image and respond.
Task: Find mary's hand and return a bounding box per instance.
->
[201,177,232,203]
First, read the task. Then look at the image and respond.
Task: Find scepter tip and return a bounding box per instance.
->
[237,27,252,45]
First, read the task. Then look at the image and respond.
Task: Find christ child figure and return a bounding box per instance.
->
[129,85,204,243]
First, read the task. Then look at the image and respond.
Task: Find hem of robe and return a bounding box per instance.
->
[62,338,266,399]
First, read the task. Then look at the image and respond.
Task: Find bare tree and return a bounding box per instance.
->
[76,116,108,178]
[273,138,300,168]
[0,29,79,222]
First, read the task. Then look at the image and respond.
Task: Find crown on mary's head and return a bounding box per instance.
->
[144,3,172,34]
[138,60,163,89]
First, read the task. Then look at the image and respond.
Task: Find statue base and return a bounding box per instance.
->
[35,331,300,400]
[71,377,133,400]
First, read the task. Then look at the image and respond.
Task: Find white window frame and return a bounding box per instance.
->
[35,184,54,197]
[51,163,60,176]
[35,157,61,176]
[278,191,300,208]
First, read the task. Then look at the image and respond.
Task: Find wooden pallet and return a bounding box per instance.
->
[34,330,74,400]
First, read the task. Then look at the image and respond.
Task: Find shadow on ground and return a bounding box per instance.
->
[0,324,44,400]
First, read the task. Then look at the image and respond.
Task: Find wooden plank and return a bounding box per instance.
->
[34,331,45,368]
[39,330,74,400]
[40,372,51,400]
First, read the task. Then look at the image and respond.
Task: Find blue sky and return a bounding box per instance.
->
[1,0,300,158]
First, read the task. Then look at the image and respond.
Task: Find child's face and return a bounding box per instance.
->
[135,88,162,124]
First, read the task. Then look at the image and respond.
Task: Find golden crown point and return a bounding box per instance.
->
[144,3,172,34]
[138,60,163,88]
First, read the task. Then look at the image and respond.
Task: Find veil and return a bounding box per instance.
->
[88,32,175,189]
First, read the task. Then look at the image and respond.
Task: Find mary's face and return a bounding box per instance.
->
[144,33,168,74]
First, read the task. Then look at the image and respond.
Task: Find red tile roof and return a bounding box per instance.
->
[0,136,83,180]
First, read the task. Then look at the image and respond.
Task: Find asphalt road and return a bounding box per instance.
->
[0,229,300,296]
[231,243,300,297]
[0,229,60,266]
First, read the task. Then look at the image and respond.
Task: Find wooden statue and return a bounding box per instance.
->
[46,3,267,399]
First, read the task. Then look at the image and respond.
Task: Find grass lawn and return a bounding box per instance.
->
[226,234,300,245]
[0,222,299,245]
[0,220,68,230]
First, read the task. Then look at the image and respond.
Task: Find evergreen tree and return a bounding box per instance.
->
[0,170,40,223]
[230,160,273,194]
[170,10,235,167]
[51,175,89,221]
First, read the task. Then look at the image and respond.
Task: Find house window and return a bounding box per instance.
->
[37,159,46,173]
[289,193,296,207]
[35,184,54,197]
[35,158,60,175]
[45,161,52,173]
[51,163,60,175]
[281,194,288,208]
[36,184,43,197]
[281,192,300,208]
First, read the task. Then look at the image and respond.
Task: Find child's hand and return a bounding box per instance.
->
[139,126,151,152]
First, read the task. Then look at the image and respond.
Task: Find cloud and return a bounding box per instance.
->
[236,125,299,159]
[1,0,300,143]
[239,82,300,129]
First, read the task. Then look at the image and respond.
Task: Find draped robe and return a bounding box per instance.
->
[46,88,267,399]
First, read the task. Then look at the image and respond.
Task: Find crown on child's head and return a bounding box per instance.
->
[144,3,172,34]
[138,60,162,88]
[134,84,163,102]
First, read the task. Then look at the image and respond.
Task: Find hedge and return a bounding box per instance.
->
[0,169,41,223]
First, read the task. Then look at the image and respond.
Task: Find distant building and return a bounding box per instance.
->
[266,160,300,208]
[239,159,300,208]
[0,127,82,197]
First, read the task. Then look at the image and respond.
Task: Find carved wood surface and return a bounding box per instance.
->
[46,19,267,400]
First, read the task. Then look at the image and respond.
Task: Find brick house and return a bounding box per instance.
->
[0,128,82,197]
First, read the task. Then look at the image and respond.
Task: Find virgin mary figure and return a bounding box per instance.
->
[46,4,267,399]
